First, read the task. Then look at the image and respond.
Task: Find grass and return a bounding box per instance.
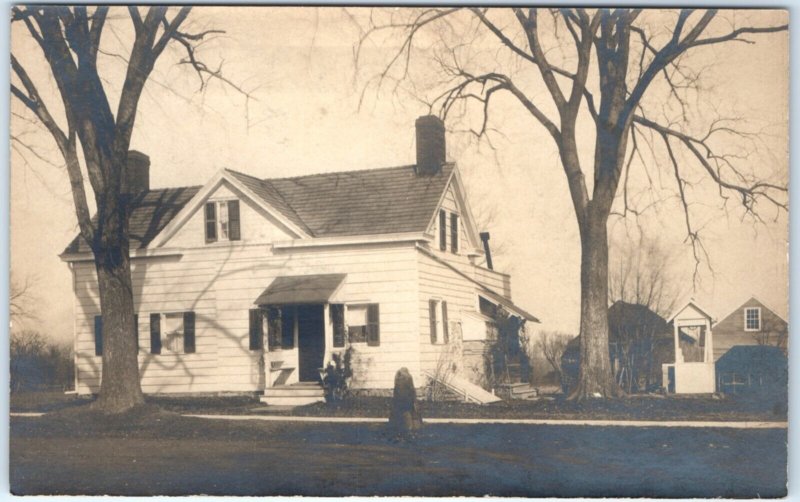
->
[12,389,787,422]
[10,405,787,497]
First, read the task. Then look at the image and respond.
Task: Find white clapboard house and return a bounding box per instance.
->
[62,116,538,403]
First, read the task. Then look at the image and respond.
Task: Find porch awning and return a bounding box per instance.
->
[254,274,346,306]
[482,289,540,323]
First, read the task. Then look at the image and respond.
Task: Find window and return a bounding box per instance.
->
[439,210,447,251]
[745,307,761,331]
[479,296,498,319]
[347,304,380,346]
[450,213,459,253]
[429,299,449,344]
[265,306,296,351]
[149,312,195,354]
[163,313,185,354]
[205,200,241,243]
[347,305,369,343]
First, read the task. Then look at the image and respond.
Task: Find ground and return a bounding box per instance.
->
[10,411,786,497]
[11,390,787,421]
[9,393,788,497]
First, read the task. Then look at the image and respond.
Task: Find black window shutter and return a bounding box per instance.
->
[281,307,294,349]
[134,314,139,351]
[439,210,447,251]
[94,315,103,356]
[205,202,217,242]
[228,200,241,241]
[442,301,449,344]
[450,214,459,253]
[367,303,380,346]
[267,307,281,351]
[429,300,437,344]
[249,309,263,350]
[331,304,346,348]
[150,313,162,354]
[184,311,196,353]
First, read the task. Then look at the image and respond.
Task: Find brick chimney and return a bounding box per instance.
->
[125,150,150,194]
[415,115,446,176]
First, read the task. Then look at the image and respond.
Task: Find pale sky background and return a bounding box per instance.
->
[9,7,789,344]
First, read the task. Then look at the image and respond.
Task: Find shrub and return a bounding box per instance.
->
[322,347,354,403]
[484,308,531,387]
[10,331,74,392]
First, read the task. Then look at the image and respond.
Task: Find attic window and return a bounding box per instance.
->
[205,200,241,243]
[744,307,761,331]
[450,213,459,253]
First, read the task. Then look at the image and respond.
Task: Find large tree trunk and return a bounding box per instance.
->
[569,207,622,400]
[92,190,144,413]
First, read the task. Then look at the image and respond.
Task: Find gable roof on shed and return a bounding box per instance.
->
[715,296,788,328]
[62,163,458,255]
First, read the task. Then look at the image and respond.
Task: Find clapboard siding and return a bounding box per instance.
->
[417,250,484,384]
[712,298,788,361]
[430,182,471,254]
[474,267,512,298]
[72,242,420,394]
[166,181,295,248]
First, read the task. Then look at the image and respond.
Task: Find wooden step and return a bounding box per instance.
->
[261,384,325,406]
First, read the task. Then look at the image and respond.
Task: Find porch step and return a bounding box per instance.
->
[496,383,539,400]
[261,384,325,406]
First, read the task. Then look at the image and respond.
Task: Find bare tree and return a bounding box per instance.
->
[10,274,38,326]
[11,6,251,412]
[608,235,681,318]
[752,316,788,355]
[536,331,572,385]
[354,8,787,399]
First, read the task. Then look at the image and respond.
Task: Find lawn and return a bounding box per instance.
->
[10,406,787,497]
[12,390,788,422]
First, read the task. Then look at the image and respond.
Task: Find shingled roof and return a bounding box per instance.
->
[243,163,454,237]
[63,186,202,255]
[63,163,455,255]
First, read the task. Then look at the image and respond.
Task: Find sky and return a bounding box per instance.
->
[9,7,789,343]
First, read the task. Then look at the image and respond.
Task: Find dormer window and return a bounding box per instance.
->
[744,307,761,331]
[205,200,240,243]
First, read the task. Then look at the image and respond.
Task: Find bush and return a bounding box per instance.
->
[484,309,531,387]
[10,331,74,392]
[322,347,353,403]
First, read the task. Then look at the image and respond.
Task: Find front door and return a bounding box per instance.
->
[297,304,325,382]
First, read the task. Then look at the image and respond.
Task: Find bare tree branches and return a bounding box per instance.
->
[354,7,786,399]
[10,275,38,325]
[11,6,255,252]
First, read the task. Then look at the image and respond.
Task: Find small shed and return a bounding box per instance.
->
[716,345,787,395]
[663,300,716,394]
